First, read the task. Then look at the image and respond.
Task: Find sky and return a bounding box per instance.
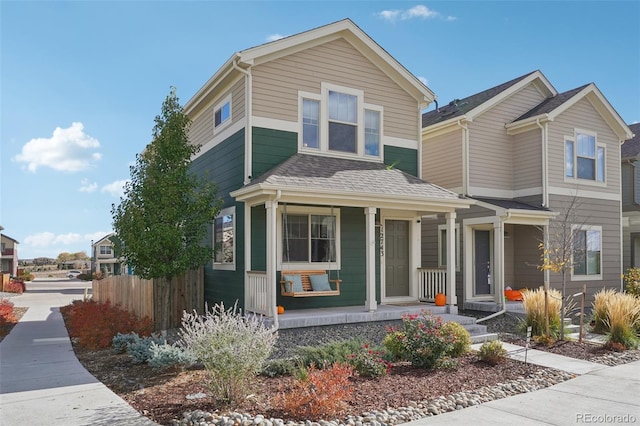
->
[1,1,639,260]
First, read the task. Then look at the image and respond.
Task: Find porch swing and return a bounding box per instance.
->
[280,204,342,297]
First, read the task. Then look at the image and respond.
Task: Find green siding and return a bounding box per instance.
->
[276,207,375,309]
[384,146,418,177]
[251,206,267,271]
[252,127,298,178]
[190,129,246,308]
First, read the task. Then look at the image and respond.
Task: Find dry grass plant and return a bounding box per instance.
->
[592,288,617,333]
[521,287,562,337]
[603,292,640,349]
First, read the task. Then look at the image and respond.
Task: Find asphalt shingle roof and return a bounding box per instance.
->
[621,123,640,160]
[246,154,462,201]
[421,71,538,127]
[473,197,550,212]
[514,84,590,122]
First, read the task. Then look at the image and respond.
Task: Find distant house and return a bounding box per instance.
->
[184,19,473,322]
[1,228,19,276]
[93,233,127,276]
[621,123,640,270]
[421,70,633,310]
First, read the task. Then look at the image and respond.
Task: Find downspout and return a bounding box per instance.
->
[232,56,253,185]
[536,118,551,295]
[456,120,470,196]
[477,213,509,323]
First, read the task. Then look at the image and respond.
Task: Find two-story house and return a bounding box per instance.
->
[621,123,640,270]
[92,233,127,276]
[421,70,633,311]
[184,19,473,323]
[1,227,19,277]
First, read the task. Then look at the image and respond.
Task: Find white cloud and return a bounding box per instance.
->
[418,76,429,86]
[24,232,83,247]
[267,33,286,42]
[79,178,98,193]
[14,122,102,173]
[23,231,110,257]
[378,5,455,22]
[102,179,129,198]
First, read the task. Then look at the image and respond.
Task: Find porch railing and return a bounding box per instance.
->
[245,271,269,316]
[417,268,446,302]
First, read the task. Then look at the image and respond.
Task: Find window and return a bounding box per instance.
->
[565,131,605,182]
[365,110,380,156]
[99,245,112,255]
[213,94,232,133]
[213,206,235,269]
[302,99,319,149]
[572,225,601,278]
[298,83,383,158]
[281,207,340,268]
[437,225,460,271]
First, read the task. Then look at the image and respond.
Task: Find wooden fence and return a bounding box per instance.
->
[92,267,204,330]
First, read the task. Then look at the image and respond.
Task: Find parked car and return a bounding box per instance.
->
[66,270,81,279]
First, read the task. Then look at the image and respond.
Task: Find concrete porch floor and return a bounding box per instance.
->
[263,303,477,330]
[463,300,525,314]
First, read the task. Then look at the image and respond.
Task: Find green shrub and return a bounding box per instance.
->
[400,310,454,369]
[148,341,197,370]
[382,330,406,361]
[477,340,507,365]
[623,268,640,297]
[112,332,141,354]
[441,321,471,357]
[294,338,364,369]
[261,358,298,378]
[346,344,390,378]
[179,302,277,403]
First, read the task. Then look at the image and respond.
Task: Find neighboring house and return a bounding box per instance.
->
[1,228,19,277]
[93,233,127,276]
[621,123,640,271]
[421,70,633,311]
[184,19,473,323]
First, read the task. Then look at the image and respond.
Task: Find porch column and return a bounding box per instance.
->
[365,207,377,312]
[265,200,278,328]
[445,211,457,313]
[494,220,504,307]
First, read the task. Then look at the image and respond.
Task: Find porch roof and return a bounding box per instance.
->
[231,154,474,212]
[472,197,556,225]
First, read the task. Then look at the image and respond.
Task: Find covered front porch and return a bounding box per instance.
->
[231,154,474,328]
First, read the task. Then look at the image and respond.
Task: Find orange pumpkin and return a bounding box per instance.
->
[434,293,446,306]
[277,305,285,315]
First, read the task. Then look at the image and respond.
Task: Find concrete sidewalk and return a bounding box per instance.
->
[403,345,640,425]
[0,278,157,426]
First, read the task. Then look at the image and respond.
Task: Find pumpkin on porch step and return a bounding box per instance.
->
[277,305,285,315]
[434,293,446,306]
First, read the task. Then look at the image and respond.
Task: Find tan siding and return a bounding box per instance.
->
[252,38,418,141]
[513,129,542,190]
[422,130,463,189]
[547,194,622,300]
[188,78,246,147]
[546,98,621,195]
[469,84,547,190]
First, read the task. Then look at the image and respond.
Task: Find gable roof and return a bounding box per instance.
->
[231,154,472,211]
[0,233,19,244]
[507,83,634,141]
[186,19,434,115]
[621,123,640,160]
[421,70,556,129]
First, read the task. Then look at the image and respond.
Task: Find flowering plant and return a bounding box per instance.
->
[401,310,455,369]
[347,344,391,378]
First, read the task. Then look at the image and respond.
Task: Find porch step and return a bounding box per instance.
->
[439,313,498,344]
[470,333,499,344]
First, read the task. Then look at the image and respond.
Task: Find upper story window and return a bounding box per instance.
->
[565,130,605,183]
[299,83,383,159]
[213,206,235,270]
[99,245,112,255]
[213,94,232,133]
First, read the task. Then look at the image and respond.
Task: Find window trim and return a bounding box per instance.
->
[564,129,606,186]
[437,224,460,272]
[278,206,341,270]
[213,206,236,271]
[99,245,112,256]
[298,83,383,159]
[213,94,232,134]
[571,224,602,281]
